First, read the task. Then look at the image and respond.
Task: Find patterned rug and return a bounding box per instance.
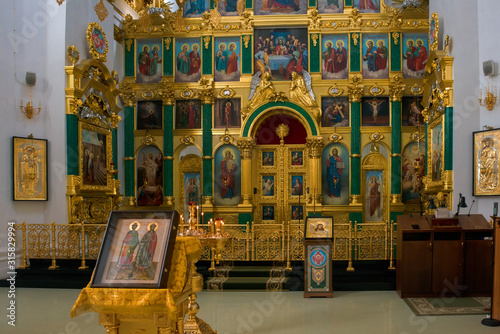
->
[404,297,491,316]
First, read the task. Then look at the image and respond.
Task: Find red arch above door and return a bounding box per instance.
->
[255,114,307,145]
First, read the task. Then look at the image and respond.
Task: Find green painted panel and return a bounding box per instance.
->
[66,114,79,176]
[309,34,320,73]
[125,160,135,197]
[445,107,453,170]
[349,212,362,226]
[246,0,252,8]
[391,156,401,194]
[124,106,135,157]
[307,212,322,217]
[210,0,215,9]
[243,101,318,136]
[309,0,316,8]
[390,212,403,225]
[350,33,361,72]
[391,101,401,154]
[350,157,361,195]
[164,160,173,196]
[242,35,253,74]
[202,104,213,156]
[345,0,353,6]
[164,105,174,156]
[203,159,213,197]
[125,39,135,77]
[350,102,361,154]
[202,37,213,76]
[164,38,174,76]
[239,213,253,226]
[390,33,401,72]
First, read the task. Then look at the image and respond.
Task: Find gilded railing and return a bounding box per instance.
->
[14,220,396,271]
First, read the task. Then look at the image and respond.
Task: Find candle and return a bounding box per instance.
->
[494,202,498,217]
[221,221,224,234]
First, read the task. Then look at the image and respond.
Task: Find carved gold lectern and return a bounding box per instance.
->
[71,237,204,334]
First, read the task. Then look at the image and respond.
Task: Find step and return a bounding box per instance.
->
[207,277,290,291]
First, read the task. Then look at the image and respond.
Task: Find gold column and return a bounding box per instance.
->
[237,137,255,207]
[306,137,324,211]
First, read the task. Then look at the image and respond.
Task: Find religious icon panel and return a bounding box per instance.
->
[291,151,304,166]
[291,205,304,221]
[254,28,308,81]
[262,175,275,196]
[365,170,383,222]
[263,205,275,221]
[254,0,308,16]
[214,98,241,128]
[183,0,209,17]
[322,143,349,205]
[291,175,304,196]
[12,136,48,201]
[137,100,162,130]
[81,127,109,187]
[321,34,349,80]
[317,0,344,13]
[402,142,425,204]
[91,210,179,288]
[431,123,443,182]
[362,34,389,79]
[473,129,500,195]
[183,172,201,220]
[402,34,428,79]
[353,0,380,13]
[136,145,163,206]
[175,99,202,129]
[321,97,350,127]
[215,37,241,82]
[361,97,389,126]
[218,0,239,15]
[402,96,424,126]
[214,145,241,206]
[175,38,202,83]
[262,151,275,167]
[136,38,163,84]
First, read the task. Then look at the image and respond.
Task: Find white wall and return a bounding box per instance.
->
[429,0,482,215]
[0,0,124,278]
[476,0,500,216]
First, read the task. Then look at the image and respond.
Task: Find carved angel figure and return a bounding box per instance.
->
[289,71,316,107]
[248,71,275,108]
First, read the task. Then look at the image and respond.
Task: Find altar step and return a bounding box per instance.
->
[197,261,396,292]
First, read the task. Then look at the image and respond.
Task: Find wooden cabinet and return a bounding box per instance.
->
[397,214,493,298]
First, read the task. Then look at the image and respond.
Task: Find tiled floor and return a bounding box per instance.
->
[0,288,498,333]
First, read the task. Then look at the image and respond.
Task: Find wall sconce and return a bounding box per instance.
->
[20,97,41,119]
[479,85,498,111]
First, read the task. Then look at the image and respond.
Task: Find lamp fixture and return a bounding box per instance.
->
[479,85,498,111]
[454,193,467,216]
[20,96,41,119]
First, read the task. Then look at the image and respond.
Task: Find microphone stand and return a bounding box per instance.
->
[482,214,500,326]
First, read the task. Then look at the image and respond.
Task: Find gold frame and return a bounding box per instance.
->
[13,136,48,201]
[427,114,444,189]
[429,12,439,52]
[79,121,114,192]
[473,128,500,196]
[87,22,108,62]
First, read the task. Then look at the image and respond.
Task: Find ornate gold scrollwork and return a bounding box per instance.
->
[180,87,197,99]
[237,137,255,160]
[119,80,137,107]
[240,10,253,30]
[198,77,215,105]
[391,32,400,45]
[158,79,175,105]
[351,32,360,46]
[308,9,321,30]
[348,76,364,102]
[243,35,251,49]
[369,83,385,96]
[306,137,324,159]
[328,84,344,97]
[180,135,195,145]
[165,37,171,51]
[219,86,236,99]
[329,132,343,143]
[219,129,234,145]
[142,135,156,146]
[203,36,211,49]
[311,34,319,47]
[349,9,362,28]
